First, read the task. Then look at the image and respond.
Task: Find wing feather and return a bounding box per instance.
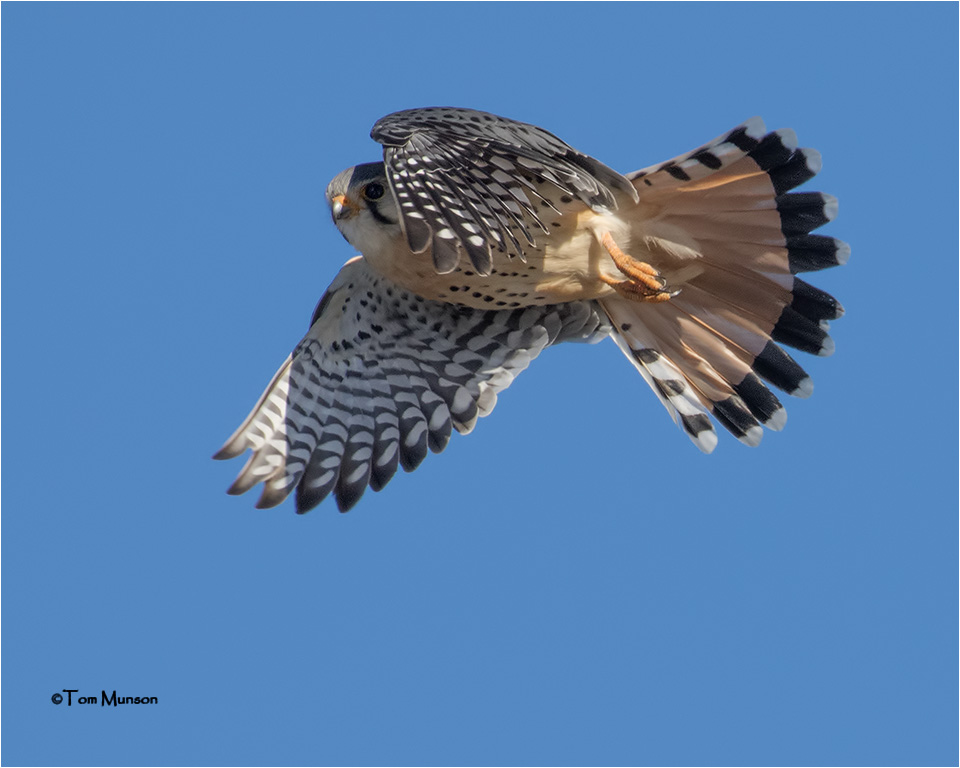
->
[372,107,637,274]
[216,258,610,513]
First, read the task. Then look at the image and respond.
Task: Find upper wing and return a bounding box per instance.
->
[370,107,638,275]
[215,258,609,513]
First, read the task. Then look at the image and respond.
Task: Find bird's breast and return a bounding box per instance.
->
[360,221,623,310]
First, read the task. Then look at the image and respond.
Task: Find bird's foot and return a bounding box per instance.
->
[599,232,677,302]
[599,273,678,302]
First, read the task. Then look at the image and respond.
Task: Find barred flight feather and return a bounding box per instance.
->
[215,257,609,512]
[373,107,637,274]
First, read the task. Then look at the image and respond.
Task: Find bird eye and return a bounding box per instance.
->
[363,182,385,201]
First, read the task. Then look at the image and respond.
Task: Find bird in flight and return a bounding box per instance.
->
[216,108,847,513]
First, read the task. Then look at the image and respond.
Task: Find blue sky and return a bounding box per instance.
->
[2,3,956,766]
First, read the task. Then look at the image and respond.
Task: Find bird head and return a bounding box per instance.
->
[325,162,402,255]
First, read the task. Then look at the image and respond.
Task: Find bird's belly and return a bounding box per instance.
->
[363,224,618,310]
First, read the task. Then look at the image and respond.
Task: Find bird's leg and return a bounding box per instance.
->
[597,231,677,302]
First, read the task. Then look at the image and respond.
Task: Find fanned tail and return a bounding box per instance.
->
[606,118,847,450]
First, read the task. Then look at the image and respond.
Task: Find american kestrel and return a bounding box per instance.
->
[216,108,846,513]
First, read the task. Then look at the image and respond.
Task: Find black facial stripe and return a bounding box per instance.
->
[365,199,395,226]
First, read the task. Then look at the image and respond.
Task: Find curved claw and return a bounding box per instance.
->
[599,273,678,303]
[597,231,676,302]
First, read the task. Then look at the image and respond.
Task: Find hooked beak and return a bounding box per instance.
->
[330,194,359,221]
